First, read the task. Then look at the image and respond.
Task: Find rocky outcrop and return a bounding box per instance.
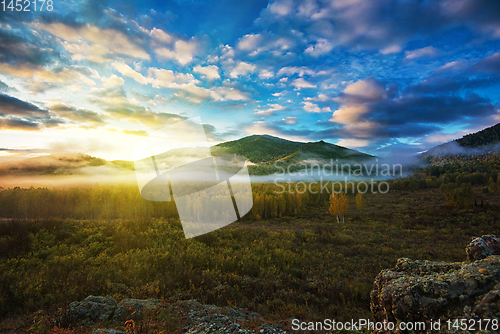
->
[370,235,500,334]
[466,235,500,260]
[178,300,288,334]
[61,295,160,327]
[61,297,289,333]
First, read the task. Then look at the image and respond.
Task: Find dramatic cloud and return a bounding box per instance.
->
[35,22,151,62]
[0,94,47,116]
[49,102,105,126]
[329,78,497,139]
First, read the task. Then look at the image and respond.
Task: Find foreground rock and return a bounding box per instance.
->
[466,234,500,260]
[370,255,500,333]
[62,296,161,327]
[61,297,289,333]
[178,300,289,334]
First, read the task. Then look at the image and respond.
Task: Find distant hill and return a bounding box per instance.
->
[1,135,374,177]
[422,123,500,166]
[211,134,373,164]
[0,153,134,176]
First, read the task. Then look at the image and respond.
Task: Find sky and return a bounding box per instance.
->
[1,0,500,162]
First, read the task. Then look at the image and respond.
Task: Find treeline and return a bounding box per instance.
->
[0,182,340,221]
[389,158,500,208]
[457,122,500,148]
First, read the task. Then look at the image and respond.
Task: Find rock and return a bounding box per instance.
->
[370,256,500,333]
[112,298,161,321]
[178,300,287,334]
[63,295,118,327]
[466,234,500,260]
[62,296,160,327]
[62,296,288,333]
[92,329,128,334]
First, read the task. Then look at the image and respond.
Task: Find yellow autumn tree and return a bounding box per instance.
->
[329,191,349,223]
[355,192,366,212]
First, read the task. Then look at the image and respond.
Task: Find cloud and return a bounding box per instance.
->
[229,61,256,78]
[0,118,41,131]
[150,28,172,43]
[91,88,186,127]
[282,116,298,124]
[112,62,150,85]
[336,138,372,149]
[35,22,151,62]
[304,38,334,57]
[256,0,500,54]
[268,0,294,16]
[122,129,148,136]
[153,38,198,65]
[49,102,105,126]
[329,77,497,139]
[304,94,329,102]
[405,46,441,60]
[290,78,316,89]
[102,74,125,88]
[259,69,275,79]
[470,52,500,74]
[0,63,97,88]
[0,93,47,116]
[237,34,263,51]
[193,65,220,80]
[254,104,286,116]
[302,101,330,113]
[148,68,198,88]
[339,78,386,102]
[277,66,316,77]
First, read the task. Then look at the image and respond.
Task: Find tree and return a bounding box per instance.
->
[356,192,366,212]
[329,191,349,223]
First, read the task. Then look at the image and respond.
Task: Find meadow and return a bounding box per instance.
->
[1,173,499,333]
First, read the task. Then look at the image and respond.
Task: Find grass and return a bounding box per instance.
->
[0,186,499,333]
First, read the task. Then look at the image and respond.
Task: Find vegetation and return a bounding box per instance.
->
[356,192,366,212]
[329,192,349,223]
[457,122,500,148]
[211,134,372,165]
[1,152,500,333]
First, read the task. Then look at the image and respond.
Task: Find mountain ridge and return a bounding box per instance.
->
[422,122,500,165]
[0,135,374,177]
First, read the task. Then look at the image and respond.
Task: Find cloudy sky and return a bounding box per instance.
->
[1,0,500,161]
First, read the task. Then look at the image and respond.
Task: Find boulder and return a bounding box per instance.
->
[466,234,500,260]
[370,256,500,333]
[63,296,118,327]
[62,296,161,327]
[92,329,128,334]
[112,298,161,321]
[177,300,286,334]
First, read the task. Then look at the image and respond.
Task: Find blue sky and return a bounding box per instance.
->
[0,0,500,161]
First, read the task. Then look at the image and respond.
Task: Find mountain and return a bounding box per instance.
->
[422,123,500,165]
[0,135,374,178]
[210,134,373,164]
